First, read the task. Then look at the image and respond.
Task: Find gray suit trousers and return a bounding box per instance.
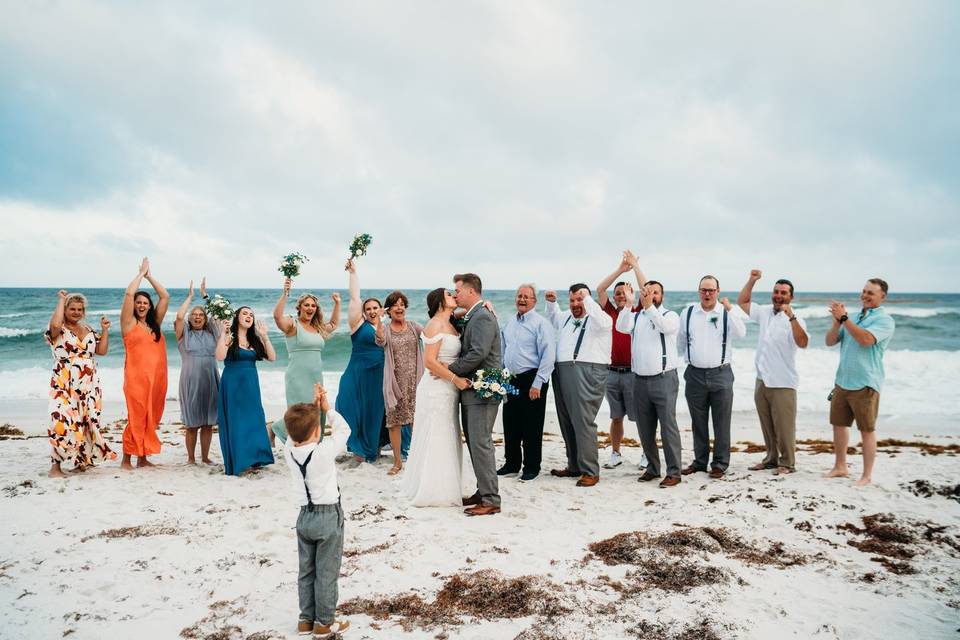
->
[553,361,607,477]
[633,369,683,478]
[683,364,734,472]
[461,402,501,507]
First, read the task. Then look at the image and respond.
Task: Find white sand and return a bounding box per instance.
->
[1,410,958,639]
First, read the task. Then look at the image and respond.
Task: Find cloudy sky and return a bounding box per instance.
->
[1,1,958,292]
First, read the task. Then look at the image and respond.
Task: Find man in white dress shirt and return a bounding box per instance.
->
[545,283,612,487]
[678,275,747,479]
[616,253,683,487]
[738,270,809,475]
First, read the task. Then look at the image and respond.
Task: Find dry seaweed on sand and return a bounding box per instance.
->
[81,524,181,543]
[837,512,960,573]
[339,569,569,631]
[628,618,724,640]
[0,424,25,437]
[902,479,960,503]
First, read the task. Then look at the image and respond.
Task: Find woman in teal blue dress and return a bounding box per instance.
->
[336,258,385,463]
[270,277,341,444]
[215,307,276,476]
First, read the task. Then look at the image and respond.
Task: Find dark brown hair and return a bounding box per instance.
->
[426,288,446,318]
[453,273,482,295]
[699,275,720,290]
[384,291,409,309]
[284,402,320,443]
[134,291,162,342]
[227,306,268,360]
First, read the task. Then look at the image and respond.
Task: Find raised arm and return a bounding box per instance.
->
[174,280,194,341]
[738,270,761,315]
[580,289,612,329]
[720,297,747,338]
[345,259,363,332]
[274,277,296,336]
[623,250,649,291]
[215,319,232,361]
[779,302,809,348]
[95,315,111,356]
[48,290,68,341]
[256,319,277,361]
[826,301,844,347]
[121,258,149,335]
[544,291,562,329]
[143,261,170,324]
[615,287,639,334]
[596,255,631,308]
[324,292,341,334]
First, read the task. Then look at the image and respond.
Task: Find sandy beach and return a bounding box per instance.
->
[2,405,958,640]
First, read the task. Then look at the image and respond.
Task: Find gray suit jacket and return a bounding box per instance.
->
[448,305,503,405]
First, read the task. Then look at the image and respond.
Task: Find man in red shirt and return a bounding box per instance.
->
[596,253,643,469]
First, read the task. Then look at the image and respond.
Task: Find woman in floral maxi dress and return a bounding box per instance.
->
[45,290,116,477]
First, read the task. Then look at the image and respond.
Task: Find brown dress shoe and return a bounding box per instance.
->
[296,619,313,635]
[658,476,681,488]
[462,494,481,506]
[550,468,579,478]
[681,465,703,476]
[637,471,660,482]
[708,468,725,479]
[464,504,501,516]
[576,474,600,487]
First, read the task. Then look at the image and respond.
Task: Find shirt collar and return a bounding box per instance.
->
[465,300,484,317]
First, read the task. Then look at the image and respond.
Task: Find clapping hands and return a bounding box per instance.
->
[829,301,847,322]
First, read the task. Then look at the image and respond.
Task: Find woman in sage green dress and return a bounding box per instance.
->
[270,277,341,443]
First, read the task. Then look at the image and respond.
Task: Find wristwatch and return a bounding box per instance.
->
[838,314,848,324]
[788,315,797,322]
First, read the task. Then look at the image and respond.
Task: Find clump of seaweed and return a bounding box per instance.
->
[837,512,960,574]
[628,618,724,640]
[339,569,568,631]
[902,479,960,503]
[81,524,181,543]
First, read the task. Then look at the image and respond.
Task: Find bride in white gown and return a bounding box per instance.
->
[400,289,464,506]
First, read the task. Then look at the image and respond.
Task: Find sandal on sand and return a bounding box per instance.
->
[748,463,775,471]
[774,467,795,475]
[314,620,350,637]
[387,465,402,476]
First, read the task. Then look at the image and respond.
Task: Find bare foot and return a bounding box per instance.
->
[387,465,402,476]
[120,461,135,471]
[201,458,214,465]
[823,467,848,478]
[187,458,197,465]
[137,457,155,468]
[854,476,872,487]
[48,465,67,478]
[353,455,364,464]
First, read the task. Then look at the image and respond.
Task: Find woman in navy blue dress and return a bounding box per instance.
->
[215,306,276,476]
[336,258,385,463]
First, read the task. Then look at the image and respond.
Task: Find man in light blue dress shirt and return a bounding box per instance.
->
[499,284,556,481]
[824,278,896,487]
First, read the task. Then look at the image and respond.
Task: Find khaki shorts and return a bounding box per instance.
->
[829,385,880,432]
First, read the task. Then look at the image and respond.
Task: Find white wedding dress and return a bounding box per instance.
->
[400,332,464,507]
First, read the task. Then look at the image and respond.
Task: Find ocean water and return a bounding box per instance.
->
[1,288,958,424]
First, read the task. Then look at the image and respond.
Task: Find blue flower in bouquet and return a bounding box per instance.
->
[470,367,519,402]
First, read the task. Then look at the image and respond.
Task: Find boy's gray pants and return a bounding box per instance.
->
[296,503,344,625]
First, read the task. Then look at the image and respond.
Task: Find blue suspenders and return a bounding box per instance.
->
[562,315,590,360]
[686,306,728,366]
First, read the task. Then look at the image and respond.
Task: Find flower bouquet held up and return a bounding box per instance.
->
[279,252,309,278]
[348,233,373,259]
[470,368,519,402]
[205,294,234,321]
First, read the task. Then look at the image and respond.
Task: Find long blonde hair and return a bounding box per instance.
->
[296,293,331,338]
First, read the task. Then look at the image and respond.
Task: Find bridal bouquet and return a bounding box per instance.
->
[471,368,519,402]
[348,233,373,259]
[278,252,309,278]
[205,294,234,321]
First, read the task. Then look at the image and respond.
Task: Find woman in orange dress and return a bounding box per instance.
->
[120,257,170,470]
[45,290,116,477]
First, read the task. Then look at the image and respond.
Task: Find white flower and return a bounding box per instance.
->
[472,381,483,390]
[490,383,502,393]
[502,368,510,377]
[476,369,485,379]
[481,382,490,389]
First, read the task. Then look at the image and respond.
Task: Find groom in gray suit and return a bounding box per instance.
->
[448,273,503,516]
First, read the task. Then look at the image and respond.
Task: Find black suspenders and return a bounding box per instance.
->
[686,306,728,366]
[562,315,590,360]
[635,309,668,372]
[293,446,318,505]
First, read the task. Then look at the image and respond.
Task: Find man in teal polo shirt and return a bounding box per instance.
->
[823,278,895,487]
